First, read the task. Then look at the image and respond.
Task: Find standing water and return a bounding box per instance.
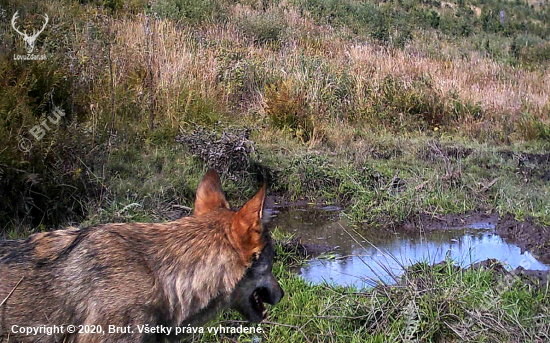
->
[265,205,549,288]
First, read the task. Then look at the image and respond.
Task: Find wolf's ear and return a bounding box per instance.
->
[194,169,230,215]
[232,183,267,262]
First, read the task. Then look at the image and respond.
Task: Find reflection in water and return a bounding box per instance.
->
[267,206,549,288]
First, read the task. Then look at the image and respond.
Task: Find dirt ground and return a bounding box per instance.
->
[497,213,550,264]
[400,211,499,232]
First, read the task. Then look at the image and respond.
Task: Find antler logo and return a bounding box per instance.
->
[11,11,49,54]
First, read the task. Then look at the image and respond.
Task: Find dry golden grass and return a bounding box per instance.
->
[81,3,549,140]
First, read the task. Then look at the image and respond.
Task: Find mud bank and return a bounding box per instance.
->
[277,236,336,258]
[400,212,499,232]
[497,214,550,264]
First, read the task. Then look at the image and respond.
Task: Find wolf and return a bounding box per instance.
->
[0,169,283,342]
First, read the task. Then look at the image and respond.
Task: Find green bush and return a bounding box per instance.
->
[517,113,550,142]
[264,80,314,142]
[237,11,287,45]
[176,89,224,127]
[217,51,277,106]
[151,0,226,23]
[358,76,483,132]
[519,42,550,64]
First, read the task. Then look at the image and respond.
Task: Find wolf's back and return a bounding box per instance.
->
[0,226,162,343]
[0,239,22,257]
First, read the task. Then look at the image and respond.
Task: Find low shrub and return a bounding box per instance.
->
[264,79,315,143]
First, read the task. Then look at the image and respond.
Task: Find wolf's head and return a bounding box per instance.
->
[194,169,284,323]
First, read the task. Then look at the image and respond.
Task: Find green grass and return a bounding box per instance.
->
[78,140,263,228]
[48,128,548,232]
[255,129,550,226]
[6,122,546,239]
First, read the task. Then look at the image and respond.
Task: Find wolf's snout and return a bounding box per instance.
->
[267,274,284,305]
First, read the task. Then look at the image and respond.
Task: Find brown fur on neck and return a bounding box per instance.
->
[148,209,264,326]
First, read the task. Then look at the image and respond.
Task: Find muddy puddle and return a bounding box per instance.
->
[264,205,549,288]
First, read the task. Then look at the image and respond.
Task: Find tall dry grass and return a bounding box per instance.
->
[98,4,549,141]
